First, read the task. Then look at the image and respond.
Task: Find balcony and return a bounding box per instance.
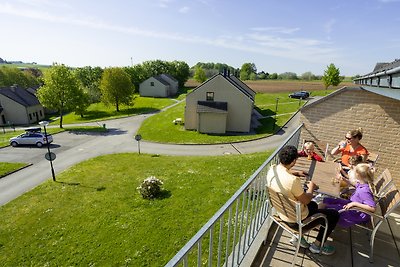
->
[166,124,400,266]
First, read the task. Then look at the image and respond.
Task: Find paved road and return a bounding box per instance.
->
[0,109,301,206]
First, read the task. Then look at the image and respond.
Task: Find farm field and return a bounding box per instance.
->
[185,79,354,93]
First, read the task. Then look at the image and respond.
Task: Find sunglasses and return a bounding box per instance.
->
[345,136,353,140]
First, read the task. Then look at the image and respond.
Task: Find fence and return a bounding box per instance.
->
[165,124,303,267]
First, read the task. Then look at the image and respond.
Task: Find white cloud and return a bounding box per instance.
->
[0,2,338,65]
[179,6,190,13]
[250,26,300,34]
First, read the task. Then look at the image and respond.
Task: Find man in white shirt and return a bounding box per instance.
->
[266,145,339,255]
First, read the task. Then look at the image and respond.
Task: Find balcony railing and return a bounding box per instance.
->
[165,124,303,267]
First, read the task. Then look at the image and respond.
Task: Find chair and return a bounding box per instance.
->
[347,183,400,262]
[266,187,328,267]
[372,168,393,199]
[367,152,379,167]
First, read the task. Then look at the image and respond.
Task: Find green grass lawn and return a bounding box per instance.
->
[138,91,314,144]
[0,162,29,177]
[51,95,176,125]
[0,151,271,266]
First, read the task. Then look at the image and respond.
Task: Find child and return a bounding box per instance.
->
[298,142,323,162]
[322,163,376,228]
[340,155,365,187]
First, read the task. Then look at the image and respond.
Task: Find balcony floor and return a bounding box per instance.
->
[251,207,400,267]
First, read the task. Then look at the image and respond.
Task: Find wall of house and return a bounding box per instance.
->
[160,74,178,95]
[139,78,168,97]
[0,95,29,125]
[26,105,45,124]
[185,75,253,132]
[300,87,400,186]
[198,112,227,134]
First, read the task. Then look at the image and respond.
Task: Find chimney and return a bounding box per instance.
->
[228,69,230,77]
[223,68,227,77]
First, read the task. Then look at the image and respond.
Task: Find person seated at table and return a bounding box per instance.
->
[298,142,323,162]
[331,128,369,167]
[339,155,365,185]
[338,155,365,199]
[266,145,339,255]
[322,163,376,228]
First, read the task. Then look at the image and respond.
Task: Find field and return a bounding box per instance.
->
[185,79,354,93]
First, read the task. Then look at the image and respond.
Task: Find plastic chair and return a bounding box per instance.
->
[266,187,328,267]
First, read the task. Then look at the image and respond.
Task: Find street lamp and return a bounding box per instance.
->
[273,97,280,131]
[39,121,56,181]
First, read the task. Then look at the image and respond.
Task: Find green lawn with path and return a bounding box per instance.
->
[0,151,271,266]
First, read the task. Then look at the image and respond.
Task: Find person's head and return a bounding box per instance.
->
[345,128,363,145]
[303,142,315,155]
[279,145,298,166]
[354,163,374,184]
[348,155,365,167]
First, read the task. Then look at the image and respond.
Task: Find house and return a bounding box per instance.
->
[184,72,256,134]
[0,85,45,126]
[300,59,400,186]
[139,74,179,97]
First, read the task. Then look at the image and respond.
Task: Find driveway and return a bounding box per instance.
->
[0,109,301,206]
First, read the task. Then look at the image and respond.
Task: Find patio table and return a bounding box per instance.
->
[294,157,341,197]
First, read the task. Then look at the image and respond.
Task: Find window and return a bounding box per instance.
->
[150,82,154,86]
[206,92,214,101]
[29,114,32,120]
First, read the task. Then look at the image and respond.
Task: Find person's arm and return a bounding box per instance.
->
[296,181,317,205]
[313,152,323,162]
[291,170,308,177]
[331,141,345,155]
[343,201,376,213]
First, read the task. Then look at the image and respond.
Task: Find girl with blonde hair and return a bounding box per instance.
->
[321,163,376,228]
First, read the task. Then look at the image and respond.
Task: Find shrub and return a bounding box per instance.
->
[137,176,164,199]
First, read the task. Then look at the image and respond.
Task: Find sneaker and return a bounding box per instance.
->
[309,243,336,255]
[290,236,310,249]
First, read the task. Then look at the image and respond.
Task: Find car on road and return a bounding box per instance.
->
[10,131,53,147]
[289,91,310,99]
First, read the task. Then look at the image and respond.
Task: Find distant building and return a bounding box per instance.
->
[0,85,45,125]
[184,72,257,134]
[139,74,179,97]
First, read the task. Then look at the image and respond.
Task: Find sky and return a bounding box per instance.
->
[1,0,400,76]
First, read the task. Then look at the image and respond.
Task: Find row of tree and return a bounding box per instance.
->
[0,66,41,88]
[192,62,344,83]
[35,60,190,128]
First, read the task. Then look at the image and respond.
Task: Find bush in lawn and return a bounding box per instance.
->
[137,176,164,199]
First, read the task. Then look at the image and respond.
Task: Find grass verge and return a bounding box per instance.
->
[0,162,29,177]
[0,151,271,266]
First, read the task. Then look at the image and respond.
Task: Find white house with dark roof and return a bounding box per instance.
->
[0,85,45,125]
[139,74,179,97]
[184,73,256,134]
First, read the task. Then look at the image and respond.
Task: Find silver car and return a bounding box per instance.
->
[10,132,53,147]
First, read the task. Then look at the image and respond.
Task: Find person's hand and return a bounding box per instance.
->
[305,181,317,191]
[339,140,347,149]
[343,202,356,210]
[296,170,308,177]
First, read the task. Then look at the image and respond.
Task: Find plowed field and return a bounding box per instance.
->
[185,79,354,93]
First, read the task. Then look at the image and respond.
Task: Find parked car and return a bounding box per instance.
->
[289,91,310,99]
[10,132,53,147]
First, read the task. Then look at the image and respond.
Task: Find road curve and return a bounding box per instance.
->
[0,110,301,206]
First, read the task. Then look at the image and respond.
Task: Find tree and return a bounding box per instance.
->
[240,63,257,80]
[278,72,298,80]
[193,66,207,83]
[74,66,103,103]
[37,64,86,128]
[301,71,316,81]
[322,63,341,89]
[100,67,134,112]
[269,73,278,80]
[169,60,190,88]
